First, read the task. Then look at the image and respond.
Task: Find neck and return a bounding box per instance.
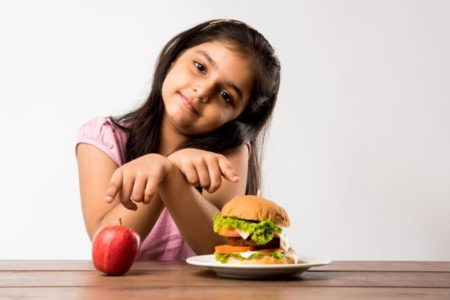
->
[159,114,188,156]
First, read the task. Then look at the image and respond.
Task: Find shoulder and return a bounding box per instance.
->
[75,117,128,166]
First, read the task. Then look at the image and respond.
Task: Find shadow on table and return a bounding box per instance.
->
[192,269,324,281]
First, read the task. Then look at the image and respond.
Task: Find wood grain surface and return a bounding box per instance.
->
[0,260,449,299]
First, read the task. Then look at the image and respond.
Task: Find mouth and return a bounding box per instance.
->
[179,92,199,115]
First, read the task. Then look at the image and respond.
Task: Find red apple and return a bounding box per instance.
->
[92,222,140,276]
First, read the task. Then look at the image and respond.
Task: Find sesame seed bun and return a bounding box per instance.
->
[221,195,290,227]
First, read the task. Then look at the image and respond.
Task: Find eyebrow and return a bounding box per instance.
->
[195,50,244,101]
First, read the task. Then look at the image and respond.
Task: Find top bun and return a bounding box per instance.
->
[221,195,290,227]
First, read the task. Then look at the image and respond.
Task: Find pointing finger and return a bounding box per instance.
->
[218,157,239,183]
[105,169,123,203]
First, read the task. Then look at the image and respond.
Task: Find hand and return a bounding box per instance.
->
[167,148,239,194]
[104,154,172,210]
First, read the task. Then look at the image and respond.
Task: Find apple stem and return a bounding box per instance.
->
[119,218,122,226]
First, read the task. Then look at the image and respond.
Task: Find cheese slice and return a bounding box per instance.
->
[238,251,259,259]
[285,248,298,264]
[235,229,252,240]
[237,249,297,262]
[278,232,290,252]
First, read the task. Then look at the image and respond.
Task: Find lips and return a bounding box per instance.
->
[179,93,199,115]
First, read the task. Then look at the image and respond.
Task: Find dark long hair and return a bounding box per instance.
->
[111,19,281,195]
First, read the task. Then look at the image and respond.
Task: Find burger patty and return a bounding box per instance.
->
[226,237,280,249]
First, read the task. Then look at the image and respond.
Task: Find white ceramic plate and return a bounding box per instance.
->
[186,254,331,279]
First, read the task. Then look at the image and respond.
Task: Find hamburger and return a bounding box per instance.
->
[213,195,297,264]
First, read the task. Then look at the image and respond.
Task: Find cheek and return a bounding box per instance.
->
[203,107,229,127]
[162,67,187,95]
[162,70,176,96]
[161,80,169,100]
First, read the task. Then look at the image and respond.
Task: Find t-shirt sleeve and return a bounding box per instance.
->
[75,117,127,166]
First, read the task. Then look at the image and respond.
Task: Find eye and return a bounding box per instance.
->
[193,61,206,73]
[219,90,233,105]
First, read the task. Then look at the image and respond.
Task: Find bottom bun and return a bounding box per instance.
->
[224,255,296,265]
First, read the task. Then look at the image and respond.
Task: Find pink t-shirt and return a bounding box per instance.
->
[75,117,195,261]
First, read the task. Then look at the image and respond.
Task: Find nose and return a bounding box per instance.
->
[192,80,214,104]
[193,88,208,103]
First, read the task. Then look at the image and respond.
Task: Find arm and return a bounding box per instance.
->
[76,144,165,241]
[159,144,249,254]
[81,142,249,254]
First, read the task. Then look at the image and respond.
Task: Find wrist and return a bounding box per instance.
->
[162,155,174,175]
[143,153,174,175]
[166,151,178,164]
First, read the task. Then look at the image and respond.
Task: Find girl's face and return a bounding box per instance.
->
[161,41,253,136]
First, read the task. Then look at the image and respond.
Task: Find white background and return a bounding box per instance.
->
[1,0,449,260]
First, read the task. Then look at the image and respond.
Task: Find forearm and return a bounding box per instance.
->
[95,195,164,242]
[93,153,172,242]
[158,164,226,255]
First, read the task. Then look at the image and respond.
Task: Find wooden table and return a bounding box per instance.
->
[0,260,449,299]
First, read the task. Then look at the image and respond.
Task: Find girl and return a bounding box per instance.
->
[76,19,281,260]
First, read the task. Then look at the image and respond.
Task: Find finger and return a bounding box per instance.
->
[119,171,137,211]
[195,159,211,190]
[206,157,222,193]
[130,174,147,203]
[105,169,123,203]
[181,163,200,187]
[143,179,157,204]
[218,157,240,183]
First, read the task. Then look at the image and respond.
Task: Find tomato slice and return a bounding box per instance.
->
[215,245,255,253]
[218,227,240,237]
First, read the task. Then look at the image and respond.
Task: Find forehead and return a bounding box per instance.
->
[186,41,248,65]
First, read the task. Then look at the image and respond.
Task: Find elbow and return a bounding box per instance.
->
[85,219,104,242]
[86,225,97,242]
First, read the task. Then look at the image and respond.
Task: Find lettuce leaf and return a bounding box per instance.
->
[213,213,282,245]
[214,251,285,263]
[252,220,282,245]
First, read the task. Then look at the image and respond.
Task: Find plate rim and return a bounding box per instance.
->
[186,254,331,270]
